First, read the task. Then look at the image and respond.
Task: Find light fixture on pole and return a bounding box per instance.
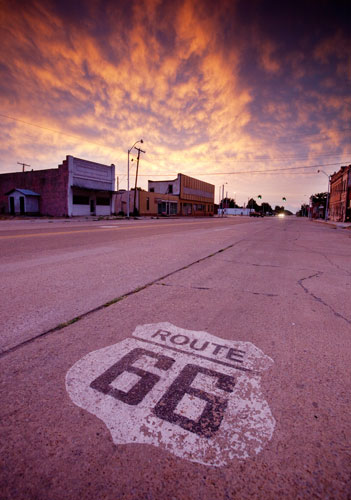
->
[127,139,143,218]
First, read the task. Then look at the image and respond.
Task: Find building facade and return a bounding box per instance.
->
[329,165,351,222]
[0,156,116,217]
[148,174,215,216]
[5,188,40,215]
[115,189,179,216]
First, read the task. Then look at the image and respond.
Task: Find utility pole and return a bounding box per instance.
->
[133,146,146,215]
[221,184,227,217]
[17,162,30,172]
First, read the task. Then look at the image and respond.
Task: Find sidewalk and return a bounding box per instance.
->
[312,218,351,230]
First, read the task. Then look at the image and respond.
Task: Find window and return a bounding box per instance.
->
[169,202,177,215]
[146,197,150,210]
[150,188,154,192]
[168,184,173,193]
[96,197,110,206]
[73,195,89,205]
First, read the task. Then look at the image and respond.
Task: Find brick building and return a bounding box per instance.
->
[329,165,351,222]
[0,156,116,217]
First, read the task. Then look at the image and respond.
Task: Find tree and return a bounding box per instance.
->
[297,203,309,217]
[247,198,260,211]
[274,205,284,214]
[220,197,239,208]
[261,202,273,214]
[311,192,327,206]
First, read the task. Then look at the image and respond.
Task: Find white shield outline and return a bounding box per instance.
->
[66,322,275,467]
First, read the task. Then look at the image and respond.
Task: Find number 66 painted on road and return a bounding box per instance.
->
[90,347,235,438]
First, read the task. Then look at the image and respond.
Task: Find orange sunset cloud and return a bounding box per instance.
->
[0,0,349,211]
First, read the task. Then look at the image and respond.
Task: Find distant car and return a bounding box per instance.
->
[250,211,264,217]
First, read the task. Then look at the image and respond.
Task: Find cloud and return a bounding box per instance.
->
[0,0,350,212]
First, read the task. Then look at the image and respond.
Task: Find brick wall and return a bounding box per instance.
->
[0,161,69,216]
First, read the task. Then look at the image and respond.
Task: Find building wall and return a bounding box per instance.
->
[115,190,179,216]
[148,177,180,195]
[8,191,39,214]
[329,166,351,222]
[139,191,178,216]
[67,156,115,217]
[0,156,115,217]
[179,174,215,203]
[148,174,215,216]
[0,164,69,216]
[218,208,252,216]
[115,190,137,215]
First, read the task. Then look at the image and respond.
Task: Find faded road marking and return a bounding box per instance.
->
[0,220,236,239]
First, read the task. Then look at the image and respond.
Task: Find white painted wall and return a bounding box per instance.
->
[96,205,111,216]
[72,204,91,216]
[67,156,115,217]
[218,208,252,216]
[148,176,180,195]
[8,191,39,214]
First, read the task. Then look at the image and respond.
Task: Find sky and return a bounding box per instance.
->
[0,0,350,212]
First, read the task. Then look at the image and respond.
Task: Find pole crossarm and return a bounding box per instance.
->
[127,139,143,218]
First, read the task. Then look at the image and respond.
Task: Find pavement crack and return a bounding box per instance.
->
[0,239,245,358]
[157,283,277,297]
[294,242,351,277]
[244,291,278,297]
[298,272,351,325]
[157,283,211,290]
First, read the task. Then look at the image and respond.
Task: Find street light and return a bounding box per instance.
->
[127,139,143,218]
[220,182,227,217]
[317,169,330,220]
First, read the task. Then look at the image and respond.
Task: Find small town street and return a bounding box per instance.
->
[1,216,351,499]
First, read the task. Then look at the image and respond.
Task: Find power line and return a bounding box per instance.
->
[137,161,350,177]
[147,151,351,162]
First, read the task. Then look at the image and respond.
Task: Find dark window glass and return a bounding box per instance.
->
[168,184,173,193]
[73,195,89,205]
[150,188,154,192]
[146,197,150,210]
[96,197,110,206]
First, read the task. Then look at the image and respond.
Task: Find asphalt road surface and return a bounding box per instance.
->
[1,216,351,499]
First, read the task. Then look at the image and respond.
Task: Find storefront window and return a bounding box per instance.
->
[73,195,89,205]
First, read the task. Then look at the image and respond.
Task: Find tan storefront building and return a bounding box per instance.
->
[115,189,179,216]
[148,174,214,216]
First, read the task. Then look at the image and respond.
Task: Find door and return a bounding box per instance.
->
[20,196,25,215]
[90,199,95,214]
[10,197,15,215]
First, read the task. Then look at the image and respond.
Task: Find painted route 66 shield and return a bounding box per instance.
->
[66,323,275,467]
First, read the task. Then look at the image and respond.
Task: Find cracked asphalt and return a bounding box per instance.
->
[1,216,351,499]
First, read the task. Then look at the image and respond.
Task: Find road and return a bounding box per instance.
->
[0,216,258,353]
[1,216,351,499]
